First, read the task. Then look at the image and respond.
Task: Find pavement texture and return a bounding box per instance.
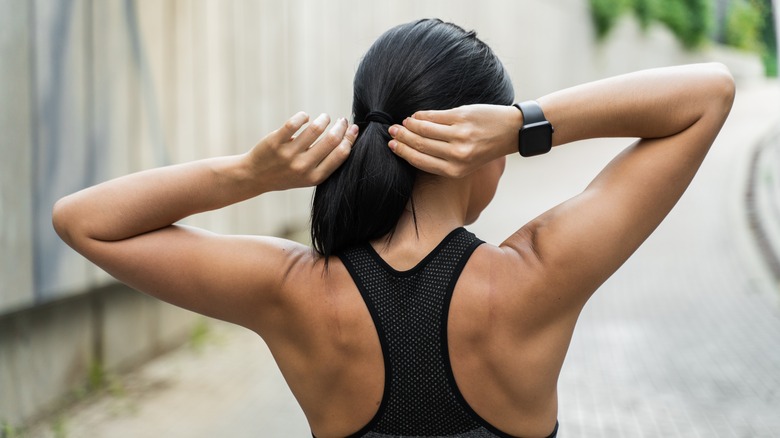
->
[24,81,780,438]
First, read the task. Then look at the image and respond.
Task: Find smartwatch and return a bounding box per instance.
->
[513,101,554,157]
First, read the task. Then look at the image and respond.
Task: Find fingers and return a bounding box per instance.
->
[388,118,474,178]
[387,123,450,175]
[307,117,348,160]
[268,111,310,144]
[411,107,463,124]
[388,123,451,159]
[400,116,454,142]
[312,122,358,182]
[387,137,453,176]
[293,113,331,150]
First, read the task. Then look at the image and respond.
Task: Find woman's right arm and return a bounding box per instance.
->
[388,63,735,309]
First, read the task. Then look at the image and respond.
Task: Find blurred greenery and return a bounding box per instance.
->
[0,422,20,438]
[726,0,764,51]
[189,317,212,352]
[590,0,712,48]
[87,360,107,391]
[590,0,777,75]
[757,0,778,76]
[656,0,713,48]
[50,417,67,438]
[590,0,632,38]
[725,0,777,76]
[633,0,656,29]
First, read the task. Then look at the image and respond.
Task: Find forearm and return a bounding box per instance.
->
[537,63,735,146]
[54,113,356,249]
[385,63,734,178]
[53,154,261,245]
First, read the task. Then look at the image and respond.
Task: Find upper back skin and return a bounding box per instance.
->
[261,234,575,438]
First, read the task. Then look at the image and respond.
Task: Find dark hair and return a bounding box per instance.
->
[311,19,514,259]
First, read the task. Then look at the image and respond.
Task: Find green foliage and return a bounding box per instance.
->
[590,0,632,39]
[1,422,20,438]
[726,0,763,51]
[756,0,778,76]
[589,0,713,49]
[633,0,657,29]
[88,360,107,391]
[764,51,778,77]
[725,0,778,76]
[50,417,67,438]
[83,359,124,397]
[654,0,689,41]
[189,318,211,352]
[589,0,777,75]
[655,0,714,48]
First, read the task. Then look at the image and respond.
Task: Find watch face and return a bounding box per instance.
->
[520,122,553,157]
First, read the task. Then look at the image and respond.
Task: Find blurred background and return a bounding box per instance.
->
[1,0,779,436]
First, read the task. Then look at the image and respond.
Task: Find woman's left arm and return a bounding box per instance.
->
[53,113,356,331]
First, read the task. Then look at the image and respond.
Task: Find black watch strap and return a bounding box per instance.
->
[514,101,547,126]
[513,100,554,157]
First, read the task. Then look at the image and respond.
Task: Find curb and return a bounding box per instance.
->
[745,123,780,286]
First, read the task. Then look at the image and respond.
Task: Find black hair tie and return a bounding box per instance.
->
[363,111,395,125]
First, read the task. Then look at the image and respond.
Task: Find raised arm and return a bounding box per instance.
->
[53,113,357,330]
[539,63,734,146]
[387,63,735,308]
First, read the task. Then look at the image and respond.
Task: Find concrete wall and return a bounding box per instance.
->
[0,0,763,428]
[0,0,35,316]
[0,283,196,426]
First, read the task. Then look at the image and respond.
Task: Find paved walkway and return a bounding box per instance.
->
[26,82,780,438]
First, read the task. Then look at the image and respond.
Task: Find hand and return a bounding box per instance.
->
[387,104,521,177]
[247,112,358,191]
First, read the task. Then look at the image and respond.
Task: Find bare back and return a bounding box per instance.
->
[270,234,570,438]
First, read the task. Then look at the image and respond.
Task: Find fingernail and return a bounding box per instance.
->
[314,113,328,126]
[388,140,397,151]
[329,118,343,134]
[348,124,359,136]
[389,126,398,136]
[292,112,308,124]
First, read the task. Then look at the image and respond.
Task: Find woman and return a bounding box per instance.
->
[53,19,734,438]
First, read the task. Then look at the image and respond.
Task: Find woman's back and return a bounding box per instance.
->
[270,227,565,438]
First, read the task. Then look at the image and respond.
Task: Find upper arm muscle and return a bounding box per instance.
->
[504,106,728,307]
[79,225,306,330]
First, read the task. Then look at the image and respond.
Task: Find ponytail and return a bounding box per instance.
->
[310,19,514,258]
[311,120,415,259]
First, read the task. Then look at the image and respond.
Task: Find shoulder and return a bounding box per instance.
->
[254,242,364,338]
[465,228,545,291]
[457,229,580,330]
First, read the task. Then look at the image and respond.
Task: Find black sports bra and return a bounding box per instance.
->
[332,228,559,438]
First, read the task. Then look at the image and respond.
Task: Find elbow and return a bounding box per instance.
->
[706,62,736,119]
[52,196,76,247]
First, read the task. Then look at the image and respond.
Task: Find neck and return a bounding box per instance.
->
[371,175,472,267]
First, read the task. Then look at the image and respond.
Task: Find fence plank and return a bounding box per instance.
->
[0,0,35,313]
[31,0,92,299]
